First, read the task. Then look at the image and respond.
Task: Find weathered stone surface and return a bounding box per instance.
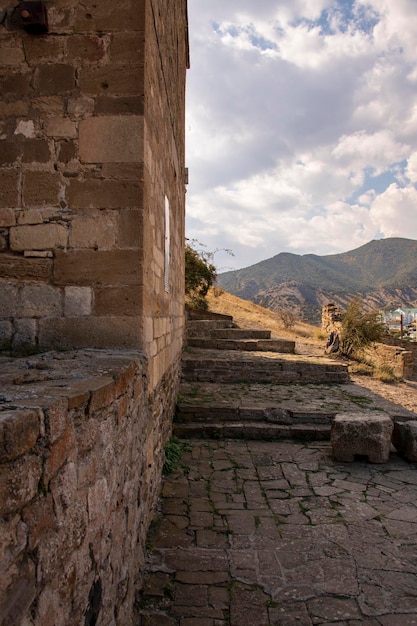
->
[0,170,19,208]
[0,254,52,281]
[79,116,144,163]
[0,410,40,463]
[393,420,417,462]
[22,172,62,208]
[331,412,394,463]
[53,249,142,286]
[10,224,67,251]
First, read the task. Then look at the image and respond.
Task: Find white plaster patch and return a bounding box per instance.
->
[15,120,36,138]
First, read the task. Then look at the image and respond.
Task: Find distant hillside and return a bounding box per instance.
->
[217,238,417,324]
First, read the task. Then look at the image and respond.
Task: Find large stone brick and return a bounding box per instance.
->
[64,286,92,317]
[10,224,67,251]
[0,208,15,227]
[22,139,51,163]
[109,32,145,64]
[38,316,143,349]
[23,172,62,208]
[0,140,20,166]
[0,254,52,280]
[0,100,29,117]
[20,284,62,317]
[67,35,106,62]
[78,65,144,95]
[32,96,65,116]
[0,410,40,463]
[12,318,37,349]
[0,455,43,516]
[117,209,143,248]
[0,284,18,317]
[45,118,77,139]
[23,36,65,63]
[67,179,142,209]
[79,116,143,163]
[54,249,143,286]
[0,34,25,65]
[75,0,145,32]
[0,72,31,98]
[69,213,117,249]
[0,170,19,208]
[93,285,142,316]
[35,64,75,95]
[94,95,144,116]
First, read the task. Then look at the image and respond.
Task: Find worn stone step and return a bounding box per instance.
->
[187,327,271,340]
[181,350,349,384]
[176,404,333,425]
[186,319,234,332]
[186,338,295,353]
[173,421,331,441]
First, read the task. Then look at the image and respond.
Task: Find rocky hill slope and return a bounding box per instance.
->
[217,238,417,324]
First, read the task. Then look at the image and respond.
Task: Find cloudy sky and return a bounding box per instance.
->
[185,0,417,271]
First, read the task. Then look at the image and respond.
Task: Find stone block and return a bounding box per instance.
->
[0,559,36,626]
[22,139,51,163]
[392,420,417,462]
[0,140,20,166]
[75,0,145,32]
[0,170,19,208]
[109,32,145,63]
[79,116,144,163]
[0,410,40,463]
[0,72,31,99]
[78,65,144,96]
[38,316,143,350]
[35,64,75,95]
[0,100,29,118]
[95,95,144,116]
[0,320,12,349]
[57,141,77,163]
[20,284,62,317]
[64,286,92,317]
[0,454,43,515]
[67,96,95,119]
[0,284,18,317]
[22,36,64,62]
[69,213,117,249]
[0,254,52,281]
[67,35,106,62]
[93,285,142,316]
[22,494,56,551]
[12,318,37,350]
[45,118,77,139]
[54,249,142,285]
[10,224,67,251]
[0,35,25,66]
[331,412,393,463]
[67,179,142,209]
[117,209,143,248]
[32,96,65,116]
[23,171,62,208]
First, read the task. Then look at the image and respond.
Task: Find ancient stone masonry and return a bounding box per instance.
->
[0,0,188,391]
[0,1,189,623]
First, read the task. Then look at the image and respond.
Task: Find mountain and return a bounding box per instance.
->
[217,238,417,324]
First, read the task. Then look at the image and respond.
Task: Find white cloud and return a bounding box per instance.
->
[186,0,417,269]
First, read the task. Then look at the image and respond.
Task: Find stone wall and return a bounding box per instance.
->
[0,0,188,392]
[0,349,180,625]
[363,343,414,380]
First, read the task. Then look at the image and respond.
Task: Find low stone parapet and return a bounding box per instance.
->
[0,349,178,626]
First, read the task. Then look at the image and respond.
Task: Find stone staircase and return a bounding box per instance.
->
[174,311,415,442]
[186,317,295,353]
[175,310,354,441]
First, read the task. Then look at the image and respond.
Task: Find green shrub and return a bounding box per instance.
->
[339,297,385,358]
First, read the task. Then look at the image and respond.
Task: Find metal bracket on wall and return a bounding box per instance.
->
[18,0,48,34]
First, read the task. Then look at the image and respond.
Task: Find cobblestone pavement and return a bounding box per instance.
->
[137,439,417,626]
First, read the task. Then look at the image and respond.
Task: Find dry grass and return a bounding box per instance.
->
[206,288,322,344]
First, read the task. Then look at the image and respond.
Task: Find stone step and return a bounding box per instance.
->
[176,404,333,425]
[186,319,234,331]
[173,421,331,441]
[186,338,295,353]
[181,350,349,384]
[187,327,271,340]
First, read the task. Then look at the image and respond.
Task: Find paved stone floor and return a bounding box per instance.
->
[137,439,417,626]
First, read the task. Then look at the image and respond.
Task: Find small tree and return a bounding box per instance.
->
[277,308,296,330]
[339,297,385,358]
[185,240,216,310]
